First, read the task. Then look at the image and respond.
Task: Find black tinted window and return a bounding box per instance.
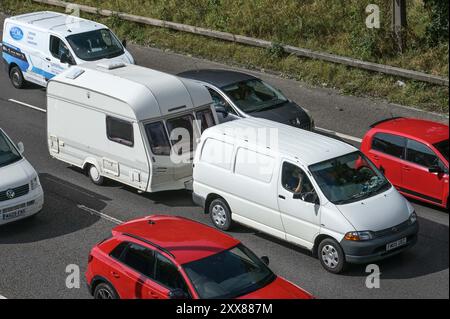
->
[434,140,449,162]
[166,115,195,153]
[145,122,171,156]
[110,242,128,260]
[155,253,188,293]
[196,109,216,133]
[406,139,439,168]
[207,89,236,115]
[106,117,134,147]
[121,243,155,278]
[49,35,70,60]
[372,133,406,159]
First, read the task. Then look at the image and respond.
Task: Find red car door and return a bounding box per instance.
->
[367,132,407,189]
[403,139,448,205]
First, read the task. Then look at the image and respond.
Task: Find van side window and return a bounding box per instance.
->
[106,117,134,147]
[234,148,275,183]
[200,139,234,170]
[371,133,406,159]
[282,163,315,196]
[49,35,71,60]
[145,122,171,156]
[196,109,216,133]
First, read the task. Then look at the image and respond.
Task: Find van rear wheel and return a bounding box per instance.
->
[88,165,105,186]
[209,198,232,231]
[9,66,25,89]
[318,238,346,274]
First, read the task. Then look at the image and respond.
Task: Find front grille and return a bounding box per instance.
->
[0,184,30,202]
[373,219,411,238]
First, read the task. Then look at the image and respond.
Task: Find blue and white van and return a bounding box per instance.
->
[1,11,135,88]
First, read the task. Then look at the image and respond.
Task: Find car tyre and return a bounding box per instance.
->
[93,282,119,299]
[9,65,26,89]
[318,238,346,274]
[209,198,232,231]
[88,165,105,186]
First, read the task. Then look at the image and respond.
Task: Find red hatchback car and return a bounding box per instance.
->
[361,117,449,209]
[86,215,313,299]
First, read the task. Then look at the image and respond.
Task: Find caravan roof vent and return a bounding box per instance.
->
[97,61,126,70]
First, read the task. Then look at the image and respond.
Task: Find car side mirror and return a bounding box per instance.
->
[168,288,189,299]
[429,165,443,174]
[260,256,270,266]
[215,106,229,118]
[122,39,127,48]
[17,141,24,154]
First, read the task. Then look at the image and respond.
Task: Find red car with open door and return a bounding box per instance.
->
[86,215,313,299]
[361,117,449,209]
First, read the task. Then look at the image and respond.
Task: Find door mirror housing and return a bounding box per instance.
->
[17,141,24,154]
[60,52,74,65]
[429,165,443,174]
[260,256,270,266]
[168,288,189,299]
[293,192,319,205]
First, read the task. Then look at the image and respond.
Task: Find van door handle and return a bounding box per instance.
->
[45,58,51,61]
[278,195,286,200]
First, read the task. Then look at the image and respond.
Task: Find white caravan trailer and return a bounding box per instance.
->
[47,61,218,193]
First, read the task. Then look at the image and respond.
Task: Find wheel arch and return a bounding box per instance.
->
[90,275,119,298]
[204,193,225,214]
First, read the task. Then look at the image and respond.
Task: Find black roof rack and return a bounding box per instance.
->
[123,233,176,259]
[370,117,404,128]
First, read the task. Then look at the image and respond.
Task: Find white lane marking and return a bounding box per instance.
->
[77,205,124,225]
[7,99,364,143]
[316,127,363,143]
[8,99,47,113]
[0,294,7,299]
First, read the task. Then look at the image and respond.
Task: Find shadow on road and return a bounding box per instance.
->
[0,173,111,244]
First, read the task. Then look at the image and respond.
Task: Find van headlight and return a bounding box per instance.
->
[408,212,417,225]
[30,176,40,190]
[344,231,374,241]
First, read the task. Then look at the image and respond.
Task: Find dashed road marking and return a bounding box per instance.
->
[8,99,47,113]
[77,204,124,225]
[0,294,7,299]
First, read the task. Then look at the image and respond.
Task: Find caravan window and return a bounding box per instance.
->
[196,109,216,133]
[166,115,195,153]
[145,122,171,156]
[106,117,134,147]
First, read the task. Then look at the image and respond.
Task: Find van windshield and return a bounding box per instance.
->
[309,151,391,205]
[0,130,22,168]
[66,29,124,61]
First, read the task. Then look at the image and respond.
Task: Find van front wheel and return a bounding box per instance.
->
[209,198,232,231]
[10,66,25,89]
[318,238,346,274]
[88,165,105,186]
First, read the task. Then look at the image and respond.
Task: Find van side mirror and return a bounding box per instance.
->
[168,288,189,299]
[215,106,229,118]
[260,256,270,266]
[17,142,24,154]
[293,192,319,205]
[122,39,127,48]
[429,165,443,174]
[60,53,72,65]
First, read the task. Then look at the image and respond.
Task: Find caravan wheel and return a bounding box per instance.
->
[88,165,105,186]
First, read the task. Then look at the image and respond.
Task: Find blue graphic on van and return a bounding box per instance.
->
[10,27,24,41]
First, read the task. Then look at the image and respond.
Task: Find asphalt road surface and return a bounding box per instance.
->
[0,14,448,299]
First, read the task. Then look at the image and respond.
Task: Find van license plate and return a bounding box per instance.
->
[386,238,407,251]
[2,209,26,221]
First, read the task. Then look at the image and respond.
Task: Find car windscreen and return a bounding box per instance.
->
[0,131,22,168]
[183,244,275,299]
[309,151,391,205]
[434,139,449,162]
[222,79,288,113]
[66,29,124,61]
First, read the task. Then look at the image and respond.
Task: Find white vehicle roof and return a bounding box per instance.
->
[47,61,213,121]
[7,11,106,37]
[202,118,357,166]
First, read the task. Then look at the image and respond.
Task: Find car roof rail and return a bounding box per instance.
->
[122,233,176,259]
[370,117,404,128]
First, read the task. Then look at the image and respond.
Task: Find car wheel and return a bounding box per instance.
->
[209,198,232,231]
[93,282,119,299]
[9,66,26,89]
[88,165,105,186]
[318,238,346,274]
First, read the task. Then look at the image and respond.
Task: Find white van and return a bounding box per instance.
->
[0,128,44,225]
[47,61,218,193]
[193,118,419,273]
[1,11,134,89]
